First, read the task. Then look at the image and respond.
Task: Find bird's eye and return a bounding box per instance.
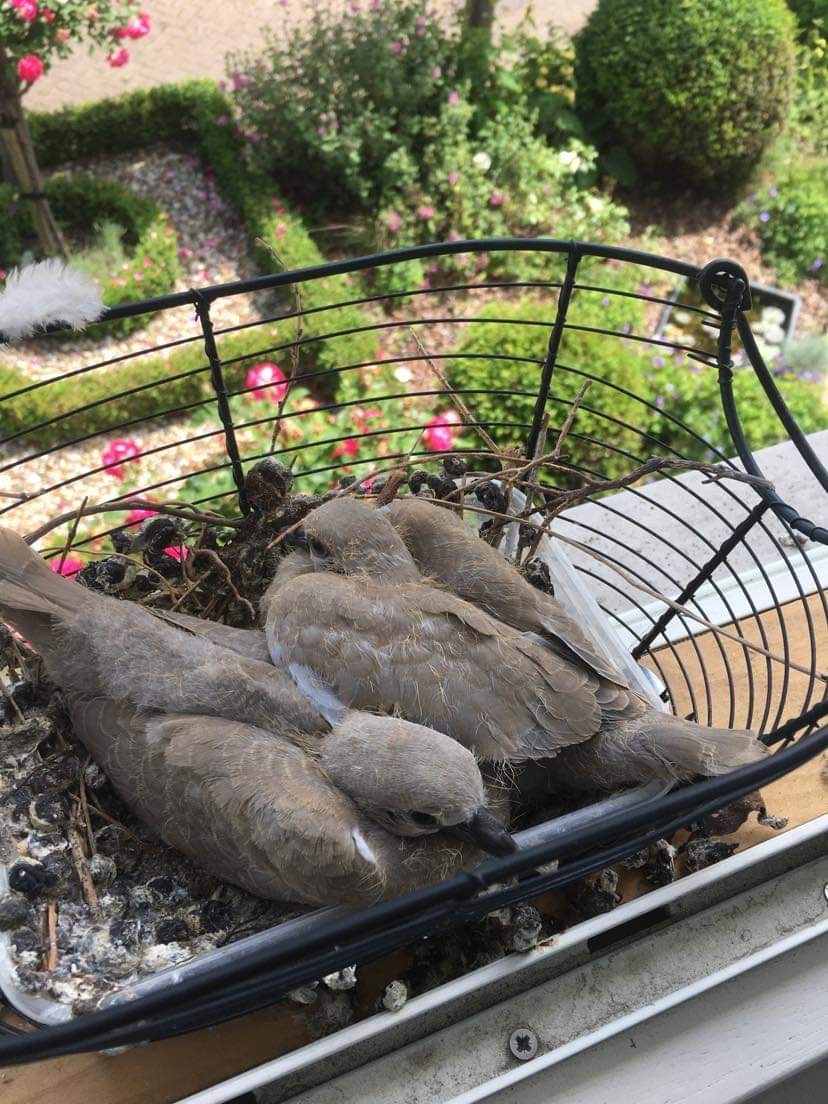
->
[411,811,439,828]
[308,536,327,558]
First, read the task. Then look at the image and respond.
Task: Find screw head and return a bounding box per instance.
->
[508,1027,538,1061]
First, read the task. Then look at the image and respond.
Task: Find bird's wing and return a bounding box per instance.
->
[67,695,383,906]
[146,608,271,663]
[267,574,601,761]
[386,498,629,689]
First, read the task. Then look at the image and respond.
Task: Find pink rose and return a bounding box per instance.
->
[332,438,360,459]
[386,209,402,232]
[416,204,435,220]
[123,507,157,526]
[245,361,288,402]
[432,65,442,79]
[423,410,460,452]
[489,191,505,207]
[41,8,55,22]
[101,437,141,481]
[56,28,70,41]
[50,556,84,577]
[16,54,44,83]
[108,47,130,68]
[448,171,459,186]
[13,1,38,24]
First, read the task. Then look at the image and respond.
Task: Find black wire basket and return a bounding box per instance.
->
[0,238,826,1060]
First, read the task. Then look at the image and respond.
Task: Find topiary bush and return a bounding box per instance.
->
[445,282,650,478]
[575,0,797,188]
[735,162,827,284]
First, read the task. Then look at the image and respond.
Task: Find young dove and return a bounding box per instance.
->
[263,498,768,784]
[0,527,516,899]
[67,695,510,906]
[384,495,626,687]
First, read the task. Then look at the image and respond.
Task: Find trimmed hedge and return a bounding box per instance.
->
[28,80,378,376]
[0,324,290,452]
[43,174,178,338]
[1,81,381,452]
[575,0,796,188]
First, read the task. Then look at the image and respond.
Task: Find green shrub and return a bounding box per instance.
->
[643,356,826,458]
[445,282,649,477]
[788,17,828,156]
[228,2,461,212]
[735,162,827,284]
[373,98,629,293]
[3,174,179,338]
[787,1,827,28]
[575,0,797,188]
[0,323,294,452]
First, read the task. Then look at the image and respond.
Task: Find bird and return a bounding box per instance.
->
[384,495,627,687]
[0,527,516,904]
[67,695,512,907]
[263,497,768,785]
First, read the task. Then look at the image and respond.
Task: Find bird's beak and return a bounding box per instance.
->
[450,808,518,857]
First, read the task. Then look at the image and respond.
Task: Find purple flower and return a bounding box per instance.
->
[810,257,823,272]
[216,114,229,126]
[433,64,442,79]
[391,41,402,54]
[650,356,666,367]
[655,395,665,409]
[759,211,770,223]
[769,185,778,197]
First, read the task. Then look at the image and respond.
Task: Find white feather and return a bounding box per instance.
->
[288,662,347,725]
[0,260,105,341]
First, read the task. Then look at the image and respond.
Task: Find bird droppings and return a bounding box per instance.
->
[642,839,678,887]
[323,965,358,991]
[684,837,740,873]
[573,869,622,918]
[381,979,408,1013]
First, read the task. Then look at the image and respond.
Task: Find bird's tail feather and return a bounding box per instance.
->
[0,527,90,640]
[637,713,768,779]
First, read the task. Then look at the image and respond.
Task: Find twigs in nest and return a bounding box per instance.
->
[25,498,240,547]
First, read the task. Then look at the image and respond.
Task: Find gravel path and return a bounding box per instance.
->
[1,146,271,381]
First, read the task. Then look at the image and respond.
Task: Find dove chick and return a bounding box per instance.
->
[0,527,516,904]
[69,697,513,907]
[264,498,767,784]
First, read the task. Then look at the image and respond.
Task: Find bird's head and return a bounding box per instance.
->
[318,713,517,858]
[296,497,419,583]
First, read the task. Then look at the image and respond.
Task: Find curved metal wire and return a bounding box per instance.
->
[0,238,825,1055]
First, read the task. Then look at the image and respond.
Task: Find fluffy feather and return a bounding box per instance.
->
[0,260,104,341]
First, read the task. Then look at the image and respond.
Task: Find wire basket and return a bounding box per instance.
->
[0,238,826,1059]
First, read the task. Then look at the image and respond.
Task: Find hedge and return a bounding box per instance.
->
[0,81,380,452]
[28,80,378,375]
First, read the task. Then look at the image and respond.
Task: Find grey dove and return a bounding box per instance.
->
[67,696,504,906]
[263,497,767,784]
[0,527,516,903]
[385,495,626,686]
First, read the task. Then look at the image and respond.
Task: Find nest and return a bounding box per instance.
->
[0,450,786,1021]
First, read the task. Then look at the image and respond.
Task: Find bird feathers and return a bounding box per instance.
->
[0,260,104,341]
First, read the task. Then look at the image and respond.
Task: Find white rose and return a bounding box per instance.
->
[472,151,492,172]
